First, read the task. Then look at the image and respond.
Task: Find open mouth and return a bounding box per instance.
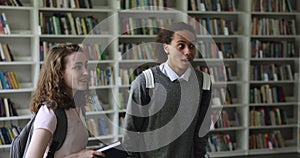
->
[182,58,192,62]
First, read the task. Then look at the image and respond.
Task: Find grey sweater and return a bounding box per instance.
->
[123,66,212,158]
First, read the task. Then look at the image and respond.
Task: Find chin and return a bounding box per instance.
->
[180,63,189,69]
[76,86,88,91]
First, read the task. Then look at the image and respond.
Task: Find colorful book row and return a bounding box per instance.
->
[39,12,99,35]
[41,0,93,8]
[0,71,20,90]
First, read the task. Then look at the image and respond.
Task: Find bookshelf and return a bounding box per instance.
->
[0,0,299,157]
[248,0,300,156]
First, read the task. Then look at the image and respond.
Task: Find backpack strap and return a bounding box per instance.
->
[202,71,211,90]
[143,68,154,88]
[42,101,68,158]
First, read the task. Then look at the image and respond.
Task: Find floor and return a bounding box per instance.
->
[233,153,300,158]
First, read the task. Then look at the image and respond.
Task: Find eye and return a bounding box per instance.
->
[189,44,195,49]
[177,43,185,50]
[74,65,82,71]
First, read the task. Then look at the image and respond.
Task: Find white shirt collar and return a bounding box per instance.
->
[159,61,191,82]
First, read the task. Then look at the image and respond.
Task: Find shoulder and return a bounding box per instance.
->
[130,66,161,93]
[194,68,211,91]
[34,105,57,135]
[131,66,158,86]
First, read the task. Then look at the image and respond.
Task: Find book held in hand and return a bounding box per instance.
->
[97,141,121,152]
[97,141,128,158]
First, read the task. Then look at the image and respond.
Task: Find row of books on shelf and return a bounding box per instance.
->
[215,42,236,58]
[252,0,294,12]
[0,71,20,90]
[251,40,295,58]
[0,125,20,145]
[0,43,14,62]
[0,0,23,6]
[0,13,10,35]
[82,44,106,61]
[251,18,296,35]
[85,94,106,112]
[249,106,288,126]
[118,91,129,110]
[119,68,138,85]
[40,42,107,61]
[0,97,18,117]
[250,64,294,81]
[211,87,233,106]
[189,0,236,12]
[207,133,234,152]
[211,110,239,129]
[188,17,235,35]
[119,64,152,85]
[87,115,126,137]
[89,67,113,86]
[40,41,65,61]
[249,130,285,149]
[1,93,111,118]
[197,41,236,59]
[39,12,99,35]
[250,85,286,104]
[87,118,108,137]
[198,65,232,82]
[209,64,232,83]
[121,17,173,35]
[41,0,93,8]
[119,42,155,60]
[120,0,168,10]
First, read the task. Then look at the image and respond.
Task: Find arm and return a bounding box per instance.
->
[194,88,212,158]
[25,128,52,158]
[25,129,106,158]
[194,72,212,158]
[122,76,150,158]
[63,148,105,158]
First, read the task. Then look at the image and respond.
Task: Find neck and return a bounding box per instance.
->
[167,61,187,77]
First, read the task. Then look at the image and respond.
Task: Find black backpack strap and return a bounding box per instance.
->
[41,102,68,158]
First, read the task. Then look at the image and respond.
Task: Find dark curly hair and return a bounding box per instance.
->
[155,22,196,63]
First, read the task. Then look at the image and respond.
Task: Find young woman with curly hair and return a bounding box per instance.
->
[25,44,105,158]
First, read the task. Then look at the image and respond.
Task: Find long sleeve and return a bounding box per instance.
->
[194,73,212,158]
[122,76,150,158]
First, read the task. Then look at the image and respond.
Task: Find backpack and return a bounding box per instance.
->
[10,101,68,158]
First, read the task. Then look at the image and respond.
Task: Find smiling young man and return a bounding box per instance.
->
[123,22,212,158]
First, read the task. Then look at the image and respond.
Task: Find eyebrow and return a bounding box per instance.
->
[74,61,85,65]
[176,40,196,44]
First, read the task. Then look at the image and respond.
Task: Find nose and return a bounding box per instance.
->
[183,46,191,56]
[82,67,89,75]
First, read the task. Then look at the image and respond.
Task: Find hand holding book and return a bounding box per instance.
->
[96,141,128,158]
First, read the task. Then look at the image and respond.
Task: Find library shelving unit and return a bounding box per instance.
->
[186,0,250,157]
[0,0,38,157]
[0,0,299,157]
[248,0,300,156]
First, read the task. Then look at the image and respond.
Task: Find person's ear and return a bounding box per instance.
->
[163,44,169,55]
